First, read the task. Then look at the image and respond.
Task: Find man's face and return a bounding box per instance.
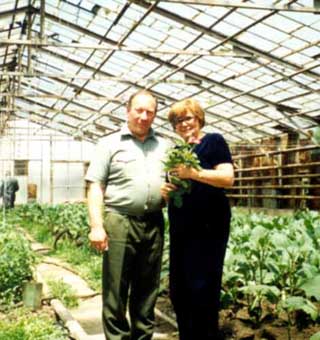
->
[127,94,157,141]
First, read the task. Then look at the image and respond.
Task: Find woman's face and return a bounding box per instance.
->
[174,111,201,142]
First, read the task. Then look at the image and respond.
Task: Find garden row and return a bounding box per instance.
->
[1,203,320,339]
[0,208,69,339]
[223,209,320,339]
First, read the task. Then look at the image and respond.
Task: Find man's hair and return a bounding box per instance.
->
[127,90,158,112]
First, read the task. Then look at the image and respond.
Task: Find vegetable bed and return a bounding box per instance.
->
[221,209,320,339]
[9,203,320,339]
[0,211,69,340]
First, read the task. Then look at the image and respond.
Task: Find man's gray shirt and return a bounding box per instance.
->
[85,126,171,216]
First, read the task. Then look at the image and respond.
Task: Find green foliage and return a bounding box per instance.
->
[15,203,101,291]
[311,126,320,145]
[300,274,320,301]
[54,240,102,291]
[12,203,320,333]
[310,331,320,340]
[0,307,68,340]
[14,203,44,225]
[47,279,79,308]
[15,202,170,295]
[52,203,90,245]
[278,296,318,340]
[14,203,90,248]
[159,211,170,294]
[225,210,320,293]
[163,139,200,207]
[240,284,280,323]
[0,227,36,305]
[279,296,318,322]
[223,208,320,330]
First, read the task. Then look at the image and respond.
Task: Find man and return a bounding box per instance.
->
[85,90,171,340]
[0,171,19,209]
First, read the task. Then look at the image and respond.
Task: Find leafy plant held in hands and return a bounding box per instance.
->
[163,139,200,207]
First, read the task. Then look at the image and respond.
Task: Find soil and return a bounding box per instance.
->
[156,293,320,340]
[155,296,178,339]
[219,308,320,340]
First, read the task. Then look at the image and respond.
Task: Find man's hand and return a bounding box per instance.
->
[161,182,177,202]
[89,227,109,252]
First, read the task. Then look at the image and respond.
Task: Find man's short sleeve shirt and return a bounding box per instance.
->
[85,126,170,216]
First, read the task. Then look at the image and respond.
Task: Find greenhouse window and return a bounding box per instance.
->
[14,160,28,176]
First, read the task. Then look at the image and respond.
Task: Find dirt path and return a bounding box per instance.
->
[32,242,177,340]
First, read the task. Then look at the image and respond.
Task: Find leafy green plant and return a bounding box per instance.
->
[14,203,100,290]
[14,203,90,249]
[240,284,280,325]
[47,279,79,308]
[0,228,36,306]
[0,307,68,339]
[52,203,89,249]
[224,209,320,332]
[310,331,320,340]
[163,139,200,207]
[54,240,102,291]
[13,203,320,334]
[14,203,44,225]
[277,296,318,340]
[300,274,320,301]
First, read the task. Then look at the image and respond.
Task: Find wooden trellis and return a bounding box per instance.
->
[228,134,320,210]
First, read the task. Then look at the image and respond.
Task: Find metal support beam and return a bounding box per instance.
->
[22,49,316,141]
[145,0,320,13]
[39,0,45,40]
[27,3,33,73]
[0,40,254,58]
[35,49,272,140]
[0,71,234,84]
[0,6,30,19]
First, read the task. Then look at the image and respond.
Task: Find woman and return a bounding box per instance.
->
[162,98,234,340]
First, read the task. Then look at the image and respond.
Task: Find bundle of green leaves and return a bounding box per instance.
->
[163,139,200,208]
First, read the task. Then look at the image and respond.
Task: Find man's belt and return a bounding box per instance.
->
[126,211,161,222]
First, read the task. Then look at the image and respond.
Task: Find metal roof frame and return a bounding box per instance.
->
[0,0,319,144]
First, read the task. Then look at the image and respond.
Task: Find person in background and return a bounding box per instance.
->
[85,89,172,340]
[0,171,19,209]
[161,98,234,340]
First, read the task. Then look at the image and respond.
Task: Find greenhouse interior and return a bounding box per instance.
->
[1,0,320,339]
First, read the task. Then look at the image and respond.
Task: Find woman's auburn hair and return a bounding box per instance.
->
[168,98,205,128]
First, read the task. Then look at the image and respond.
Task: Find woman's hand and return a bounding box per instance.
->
[161,182,177,202]
[169,165,198,180]
[170,163,234,188]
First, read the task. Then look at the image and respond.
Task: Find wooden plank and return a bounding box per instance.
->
[227,194,320,199]
[234,174,319,181]
[232,145,320,159]
[233,184,320,190]
[234,161,320,172]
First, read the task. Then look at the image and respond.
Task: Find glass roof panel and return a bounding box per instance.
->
[1,0,319,143]
[263,13,302,33]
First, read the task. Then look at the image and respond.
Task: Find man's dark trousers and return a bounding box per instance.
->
[102,212,164,340]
